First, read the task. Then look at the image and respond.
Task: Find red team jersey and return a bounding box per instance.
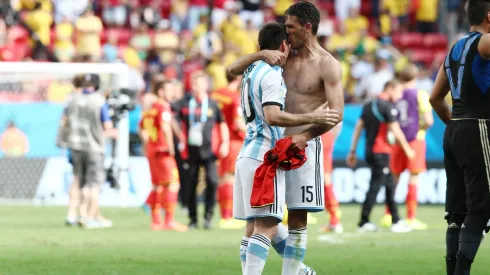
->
[212,87,244,176]
[139,101,178,185]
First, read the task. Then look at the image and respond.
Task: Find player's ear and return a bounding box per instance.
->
[304,23,312,34]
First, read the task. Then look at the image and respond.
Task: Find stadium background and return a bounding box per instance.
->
[0,0,458,206]
[2,1,490,275]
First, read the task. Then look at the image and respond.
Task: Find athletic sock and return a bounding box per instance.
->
[218,183,234,220]
[282,228,307,275]
[446,226,460,275]
[162,184,179,225]
[151,188,163,225]
[273,224,310,274]
[406,184,417,220]
[324,184,339,225]
[145,190,156,207]
[240,236,249,274]
[454,215,487,275]
[245,234,271,275]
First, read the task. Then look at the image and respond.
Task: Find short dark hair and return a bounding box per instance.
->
[384,79,400,91]
[226,71,237,83]
[284,1,320,35]
[468,0,490,26]
[258,22,287,50]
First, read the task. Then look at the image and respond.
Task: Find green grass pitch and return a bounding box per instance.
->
[0,205,489,275]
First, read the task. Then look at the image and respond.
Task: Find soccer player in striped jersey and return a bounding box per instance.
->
[233,22,339,275]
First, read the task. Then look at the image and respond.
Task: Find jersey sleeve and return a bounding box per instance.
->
[260,70,285,109]
[214,102,224,123]
[161,104,172,123]
[417,90,432,114]
[379,100,398,123]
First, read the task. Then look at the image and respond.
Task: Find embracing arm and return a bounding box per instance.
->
[429,65,451,125]
[227,50,286,76]
[302,57,344,140]
[263,103,337,127]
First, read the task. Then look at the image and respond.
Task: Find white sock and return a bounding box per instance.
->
[240,236,249,274]
[273,224,311,275]
[245,234,271,275]
[282,228,307,275]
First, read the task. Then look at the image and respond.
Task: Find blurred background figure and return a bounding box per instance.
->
[175,71,229,230]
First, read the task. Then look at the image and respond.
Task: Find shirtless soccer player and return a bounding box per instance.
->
[229,1,344,273]
[233,22,339,275]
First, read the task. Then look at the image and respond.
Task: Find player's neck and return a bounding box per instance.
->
[403,81,417,89]
[297,38,321,58]
[227,83,239,92]
[470,25,487,34]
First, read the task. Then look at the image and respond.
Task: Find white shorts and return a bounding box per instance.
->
[285,137,324,212]
[233,158,286,221]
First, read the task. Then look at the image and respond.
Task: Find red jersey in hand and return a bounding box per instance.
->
[139,100,173,156]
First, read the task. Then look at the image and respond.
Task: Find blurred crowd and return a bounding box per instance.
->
[0,0,469,105]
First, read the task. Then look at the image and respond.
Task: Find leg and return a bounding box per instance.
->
[321,133,341,231]
[245,217,278,275]
[359,163,382,227]
[384,143,405,222]
[187,161,200,227]
[66,174,80,225]
[203,158,219,228]
[85,153,106,228]
[383,172,400,225]
[240,220,255,273]
[405,140,428,229]
[284,138,323,275]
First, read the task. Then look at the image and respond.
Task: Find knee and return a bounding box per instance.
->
[287,210,307,229]
[324,173,332,185]
[254,218,279,239]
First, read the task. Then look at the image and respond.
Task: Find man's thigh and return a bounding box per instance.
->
[234,158,285,221]
[71,150,86,185]
[85,153,105,188]
[286,137,324,212]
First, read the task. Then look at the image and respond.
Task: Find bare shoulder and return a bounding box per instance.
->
[318,51,341,79]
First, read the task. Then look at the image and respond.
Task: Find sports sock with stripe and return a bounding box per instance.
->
[406,183,417,220]
[282,228,307,275]
[273,224,311,274]
[240,236,249,274]
[218,183,234,220]
[245,234,271,275]
[162,184,179,225]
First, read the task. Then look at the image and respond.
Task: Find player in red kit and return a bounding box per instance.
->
[211,72,247,229]
[140,79,188,232]
[320,123,343,233]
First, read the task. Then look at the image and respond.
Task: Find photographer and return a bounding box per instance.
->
[63,74,117,229]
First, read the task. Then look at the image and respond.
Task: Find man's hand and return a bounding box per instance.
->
[404,146,416,160]
[346,151,357,168]
[219,142,230,159]
[309,102,340,125]
[289,134,308,152]
[260,50,286,66]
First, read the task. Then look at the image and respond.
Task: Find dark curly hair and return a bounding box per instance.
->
[284,1,320,35]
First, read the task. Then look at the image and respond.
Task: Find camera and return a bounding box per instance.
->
[105,88,136,190]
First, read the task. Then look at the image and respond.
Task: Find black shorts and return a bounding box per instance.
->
[444,120,490,215]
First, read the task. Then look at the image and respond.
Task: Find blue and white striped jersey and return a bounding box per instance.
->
[238,60,287,161]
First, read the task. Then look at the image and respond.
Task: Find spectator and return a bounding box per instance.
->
[317,9,334,38]
[24,1,52,47]
[206,55,227,91]
[0,16,7,46]
[356,49,394,102]
[130,22,152,60]
[122,47,146,94]
[154,19,179,64]
[446,0,463,43]
[239,0,264,29]
[101,0,127,27]
[344,7,369,34]
[54,16,74,62]
[128,0,141,29]
[175,71,229,229]
[141,0,162,29]
[326,24,357,53]
[211,0,228,28]
[273,0,294,23]
[415,0,439,33]
[75,8,103,61]
[335,0,360,21]
[187,0,208,30]
[54,0,89,23]
[416,67,435,94]
[356,29,380,54]
[13,0,52,12]
[351,52,375,92]
[102,30,119,62]
[170,0,188,32]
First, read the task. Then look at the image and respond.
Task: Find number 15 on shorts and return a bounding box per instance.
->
[301,186,314,203]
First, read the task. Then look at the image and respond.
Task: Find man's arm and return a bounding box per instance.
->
[227,50,286,76]
[388,122,415,159]
[346,119,363,167]
[161,111,175,156]
[418,90,434,129]
[429,65,451,125]
[263,103,338,127]
[302,56,344,140]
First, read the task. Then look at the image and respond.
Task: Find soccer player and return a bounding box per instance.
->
[430,1,490,273]
[381,64,433,230]
[212,72,247,229]
[233,22,339,275]
[347,80,414,233]
[320,123,343,233]
[139,79,187,232]
[229,2,344,273]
